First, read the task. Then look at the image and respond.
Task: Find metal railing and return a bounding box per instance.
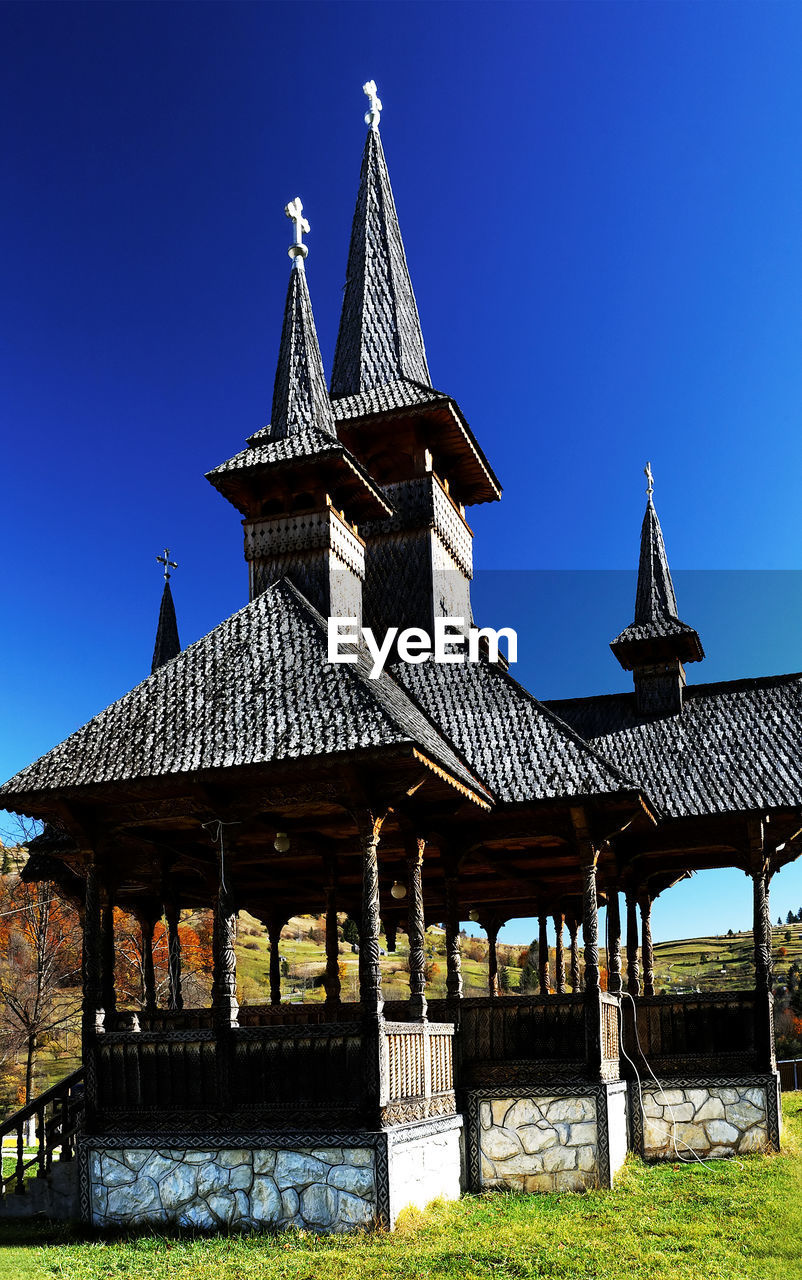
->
[0,1068,84,1199]
[778,1059,802,1091]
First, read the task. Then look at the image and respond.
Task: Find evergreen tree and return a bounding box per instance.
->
[342,915,360,946]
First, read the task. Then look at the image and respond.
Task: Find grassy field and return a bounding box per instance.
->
[0,1093,800,1280]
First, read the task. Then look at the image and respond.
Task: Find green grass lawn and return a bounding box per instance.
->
[1,1094,801,1280]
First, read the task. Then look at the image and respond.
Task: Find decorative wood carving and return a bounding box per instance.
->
[626,891,640,997]
[607,890,622,995]
[406,835,427,1021]
[538,914,550,995]
[553,913,566,994]
[639,893,655,997]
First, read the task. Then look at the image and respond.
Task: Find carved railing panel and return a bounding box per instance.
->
[601,994,621,1061]
[380,1022,455,1125]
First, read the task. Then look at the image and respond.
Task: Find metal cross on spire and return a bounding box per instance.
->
[645,461,654,498]
[285,198,309,265]
[363,80,382,130]
[156,548,178,582]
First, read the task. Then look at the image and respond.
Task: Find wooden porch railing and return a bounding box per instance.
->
[93,1023,364,1123]
[620,991,757,1073]
[0,1068,83,1199]
[445,995,588,1081]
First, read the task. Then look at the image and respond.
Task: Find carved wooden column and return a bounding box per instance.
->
[100,885,117,1019]
[165,901,183,1012]
[82,859,103,1044]
[405,835,428,1022]
[140,913,158,1013]
[538,915,550,994]
[626,890,640,997]
[567,915,581,991]
[358,814,385,1020]
[750,822,775,1074]
[639,893,655,997]
[384,916,398,953]
[213,883,239,1028]
[607,889,622,995]
[444,870,463,1003]
[553,914,566,993]
[267,912,284,1006]
[324,874,341,1008]
[582,864,600,996]
[581,853,603,1076]
[357,810,387,1125]
[485,919,501,997]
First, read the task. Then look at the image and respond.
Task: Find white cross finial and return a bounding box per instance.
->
[156,548,178,582]
[645,461,654,498]
[285,198,309,264]
[363,80,382,130]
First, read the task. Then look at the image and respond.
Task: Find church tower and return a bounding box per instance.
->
[610,465,704,716]
[330,83,501,637]
[207,199,390,625]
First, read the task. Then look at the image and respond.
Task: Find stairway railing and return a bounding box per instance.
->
[0,1068,84,1198]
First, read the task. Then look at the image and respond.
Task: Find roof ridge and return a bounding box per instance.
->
[548,668,802,708]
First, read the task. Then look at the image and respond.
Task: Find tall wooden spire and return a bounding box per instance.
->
[611,468,703,716]
[151,579,181,673]
[331,91,431,398]
[270,244,337,442]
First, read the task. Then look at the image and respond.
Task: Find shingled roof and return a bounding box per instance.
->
[0,580,491,810]
[330,122,431,398]
[151,580,181,673]
[391,655,642,806]
[547,672,802,819]
[611,493,704,669]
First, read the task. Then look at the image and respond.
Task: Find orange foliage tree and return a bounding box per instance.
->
[0,844,82,1108]
[112,909,214,1009]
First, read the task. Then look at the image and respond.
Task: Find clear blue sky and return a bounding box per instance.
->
[2,1,802,944]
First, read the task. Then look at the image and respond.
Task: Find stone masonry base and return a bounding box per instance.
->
[466,1082,629,1193]
[80,1116,464,1232]
[628,1074,781,1161]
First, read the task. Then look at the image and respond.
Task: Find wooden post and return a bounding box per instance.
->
[358,814,385,1020]
[406,835,428,1022]
[82,860,103,1043]
[581,853,603,1078]
[444,871,463,1002]
[750,822,775,1073]
[356,809,387,1125]
[140,914,158,1013]
[213,884,239,1028]
[553,913,566,993]
[639,893,655,997]
[324,876,341,1008]
[384,916,398,953]
[100,886,117,1018]
[626,890,640,997]
[165,901,183,1012]
[567,915,581,991]
[268,912,284,1005]
[607,889,622,995]
[538,915,550,994]
[486,919,501,997]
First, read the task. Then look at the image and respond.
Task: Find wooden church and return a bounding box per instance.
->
[0,82,799,1232]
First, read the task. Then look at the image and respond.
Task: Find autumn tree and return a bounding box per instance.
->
[0,830,82,1107]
